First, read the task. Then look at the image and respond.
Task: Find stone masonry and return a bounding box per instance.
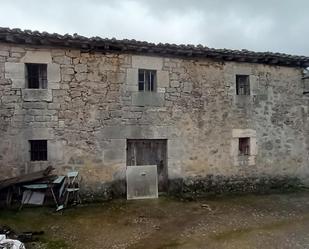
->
[0,30,309,199]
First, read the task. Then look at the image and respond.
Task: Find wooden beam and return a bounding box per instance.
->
[0,166,54,190]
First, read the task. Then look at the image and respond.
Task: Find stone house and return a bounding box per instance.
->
[0,27,309,199]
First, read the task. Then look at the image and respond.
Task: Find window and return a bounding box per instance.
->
[236,75,250,95]
[26,63,47,89]
[239,137,250,156]
[303,75,309,95]
[138,69,156,92]
[29,140,48,161]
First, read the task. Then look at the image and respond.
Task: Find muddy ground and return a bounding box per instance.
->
[1,192,309,249]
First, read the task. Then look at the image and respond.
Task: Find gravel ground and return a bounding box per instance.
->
[1,191,309,249]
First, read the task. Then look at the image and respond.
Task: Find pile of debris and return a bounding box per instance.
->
[0,235,25,249]
[0,226,43,249]
[0,167,81,211]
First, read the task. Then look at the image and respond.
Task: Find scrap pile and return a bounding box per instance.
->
[0,235,25,249]
[0,226,43,249]
[0,167,81,210]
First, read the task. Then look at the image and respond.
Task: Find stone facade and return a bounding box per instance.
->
[0,42,309,199]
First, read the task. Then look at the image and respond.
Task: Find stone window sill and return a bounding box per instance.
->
[131,92,165,107]
[22,89,53,102]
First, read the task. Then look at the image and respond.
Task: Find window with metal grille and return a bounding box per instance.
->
[29,140,48,161]
[239,137,250,156]
[236,75,250,95]
[138,69,156,92]
[26,63,47,89]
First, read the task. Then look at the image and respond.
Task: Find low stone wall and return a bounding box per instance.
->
[168,175,305,199]
[79,175,305,202]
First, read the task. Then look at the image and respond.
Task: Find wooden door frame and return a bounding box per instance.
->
[126,139,168,192]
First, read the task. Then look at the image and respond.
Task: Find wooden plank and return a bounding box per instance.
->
[23,184,49,189]
[0,166,54,190]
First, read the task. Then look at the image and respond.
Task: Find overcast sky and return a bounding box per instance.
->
[1,0,308,56]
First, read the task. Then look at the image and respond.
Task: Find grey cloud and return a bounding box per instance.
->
[0,0,308,55]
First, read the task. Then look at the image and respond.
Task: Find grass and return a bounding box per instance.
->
[41,238,69,249]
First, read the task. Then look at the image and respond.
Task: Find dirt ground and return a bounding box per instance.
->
[1,191,309,249]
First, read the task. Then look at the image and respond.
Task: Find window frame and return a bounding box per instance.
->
[29,140,48,161]
[138,69,157,92]
[26,63,48,89]
[238,137,250,156]
[236,74,250,96]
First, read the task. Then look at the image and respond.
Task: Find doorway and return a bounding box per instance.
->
[127,139,168,192]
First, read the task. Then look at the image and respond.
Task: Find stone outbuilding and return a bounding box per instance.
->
[0,27,309,199]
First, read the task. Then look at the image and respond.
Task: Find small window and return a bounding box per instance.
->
[239,137,250,156]
[29,140,48,161]
[236,75,250,95]
[138,69,156,92]
[26,63,47,89]
[303,76,309,95]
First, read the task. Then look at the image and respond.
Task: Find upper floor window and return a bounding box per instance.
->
[29,140,48,161]
[138,69,156,92]
[26,63,47,89]
[236,75,250,95]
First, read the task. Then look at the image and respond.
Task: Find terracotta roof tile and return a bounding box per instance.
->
[0,27,308,67]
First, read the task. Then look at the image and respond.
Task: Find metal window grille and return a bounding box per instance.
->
[26,63,47,89]
[29,140,48,161]
[236,75,250,95]
[138,69,156,92]
[239,137,250,156]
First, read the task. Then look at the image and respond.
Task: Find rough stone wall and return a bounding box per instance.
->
[0,43,308,198]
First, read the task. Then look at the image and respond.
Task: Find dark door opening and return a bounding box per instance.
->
[127,139,168,192]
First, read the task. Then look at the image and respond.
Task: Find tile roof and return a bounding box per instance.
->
[0,27,308,67]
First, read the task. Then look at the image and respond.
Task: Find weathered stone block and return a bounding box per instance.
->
[2,95,19,103]
[107,72,125,84]
[99,125,170,139]
[131,92,165,107]
[11,52,23,58]
[75,73,87,82]
[23,127,54,139]
[132,55,163,70]
[48,103,61,110]
[66,49,81,58]
[48,83,60,89]
[22,102,47,109]
[5,62,26,88]
[157,70,169,88]
[22,89,53,102]
[53,56,72,65]
[35,116,52,122]
[48,140,65,161]
[103,139,126,163]
[232,129,257,138]
[167,159,183,179]
[47,63,61,83]
[125,85,138,92]
[168,139,186,160]
[62,67,75,75]
[126,68,138,86]
[21,51,52,63]
[0,51,9,56]
[75,64,87,73]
